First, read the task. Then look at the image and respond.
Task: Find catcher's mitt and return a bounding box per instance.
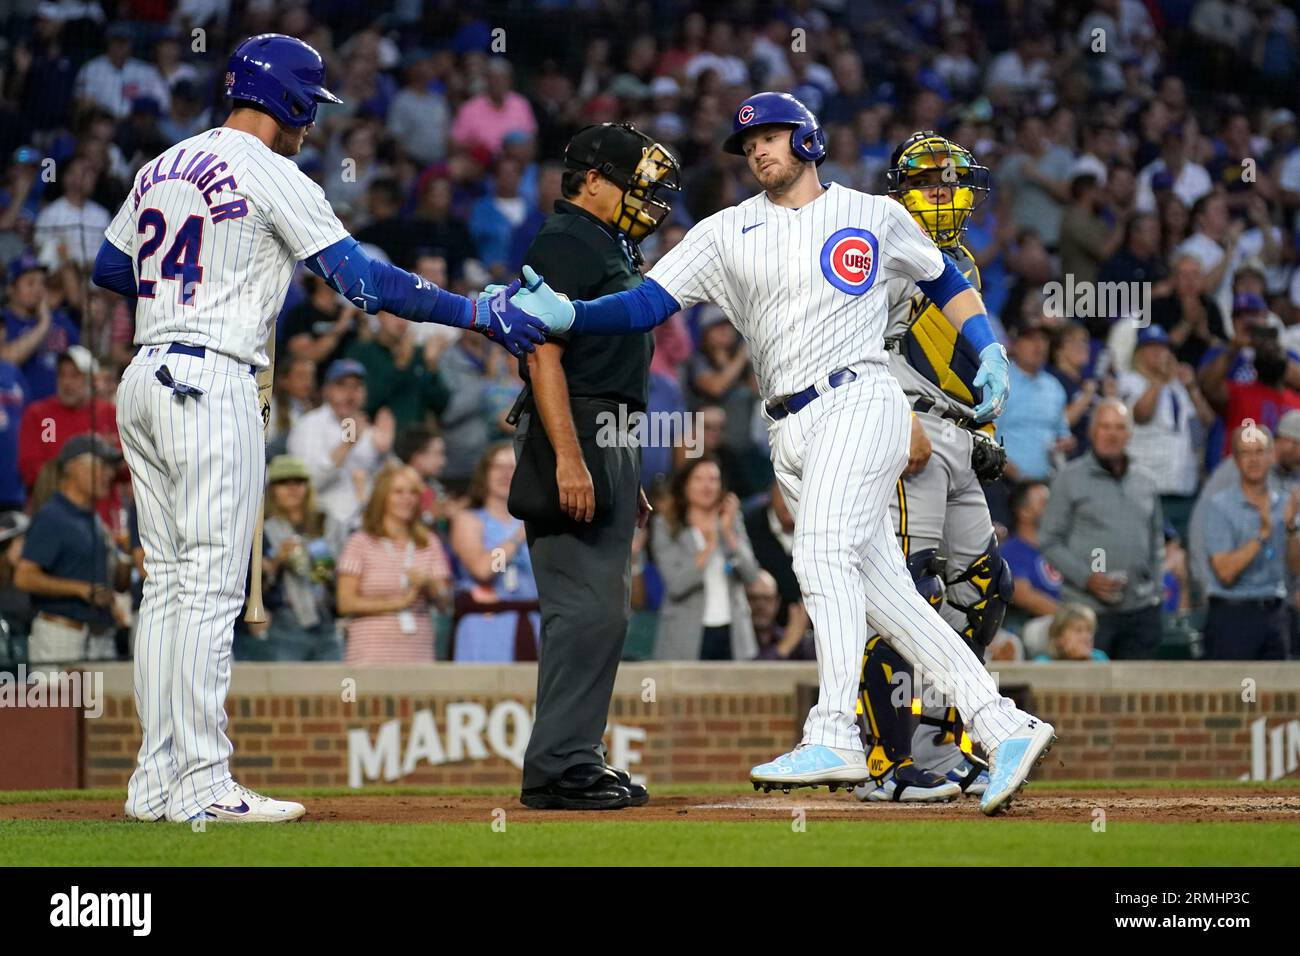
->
[970,431,1006,483]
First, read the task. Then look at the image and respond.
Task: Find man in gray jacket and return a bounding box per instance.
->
[1040,399,1165,659]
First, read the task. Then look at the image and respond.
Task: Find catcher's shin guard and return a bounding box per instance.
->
[946,535,1013,650]
[857,635,919,783]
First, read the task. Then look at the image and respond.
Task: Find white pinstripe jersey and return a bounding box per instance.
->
[104,127,349,368]
[648,181,946,399]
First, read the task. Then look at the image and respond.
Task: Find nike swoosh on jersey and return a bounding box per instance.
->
[742,223,765,234]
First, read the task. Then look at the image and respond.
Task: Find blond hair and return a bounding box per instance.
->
[1048,602,1097,653]
[362,463,429,549]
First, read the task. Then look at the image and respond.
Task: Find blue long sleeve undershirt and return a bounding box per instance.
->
[91,240,137,298]
[570,278,681,335]
[91,235,476,329]
[305,237,473,327]
[569,264,983,346]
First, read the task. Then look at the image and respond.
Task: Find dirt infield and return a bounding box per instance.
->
[3,787,1299,824]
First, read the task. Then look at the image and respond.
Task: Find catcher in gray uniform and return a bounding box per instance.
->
[854,132,1012,803]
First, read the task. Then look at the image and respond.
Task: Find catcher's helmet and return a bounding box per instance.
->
[225,33,341,128]
[722,92,826,165]
[565,123,681,243]
[886,132,991,247]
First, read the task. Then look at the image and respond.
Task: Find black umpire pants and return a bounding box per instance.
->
[517,412,641,790]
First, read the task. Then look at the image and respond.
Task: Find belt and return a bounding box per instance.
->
[155,343,255,398]
[912,396,978,431]
[766,367,857,421]
[161,343,256,375]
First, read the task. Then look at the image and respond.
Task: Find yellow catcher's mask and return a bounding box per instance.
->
[886,132,990,247]
[614,142,681,243]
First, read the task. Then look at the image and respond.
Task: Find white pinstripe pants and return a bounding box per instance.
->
[116,346,264,821]
[767,362,1025,753]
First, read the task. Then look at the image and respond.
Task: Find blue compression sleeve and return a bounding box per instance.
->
[91,239,137,298]
[959,312,998,354]
[306,237,473,328]
[915,256,972,309]
[570,278,680,335]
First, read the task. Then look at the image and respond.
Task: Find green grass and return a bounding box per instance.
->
[1,819,1295,867]
[3,780,1296,866]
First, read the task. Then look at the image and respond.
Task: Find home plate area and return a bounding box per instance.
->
[2,788,1298,825]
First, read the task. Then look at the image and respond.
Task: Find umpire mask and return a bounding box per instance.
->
[565,123,682,247]
[614,142,681,243]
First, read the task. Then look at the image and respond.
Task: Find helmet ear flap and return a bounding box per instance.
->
[790,122,827,164]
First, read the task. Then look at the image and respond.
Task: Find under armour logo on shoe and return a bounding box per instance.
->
[1027,719,1038,729]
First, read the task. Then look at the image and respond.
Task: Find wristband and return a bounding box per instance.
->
[961,312,998,354]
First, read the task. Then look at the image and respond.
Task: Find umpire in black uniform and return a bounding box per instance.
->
[510,123,680,809]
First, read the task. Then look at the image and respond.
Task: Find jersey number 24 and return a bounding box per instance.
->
[136,209,204,306]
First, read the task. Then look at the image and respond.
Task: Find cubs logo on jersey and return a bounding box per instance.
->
[820,227,879,296]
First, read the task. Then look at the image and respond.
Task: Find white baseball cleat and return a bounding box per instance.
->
[751,744,870,791]
[981,717,1055,816]
[190,784,306,823]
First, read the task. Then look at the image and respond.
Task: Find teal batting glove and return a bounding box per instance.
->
[510,264,575,334]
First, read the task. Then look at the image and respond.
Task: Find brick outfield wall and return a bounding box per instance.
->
[77,663,1300,790]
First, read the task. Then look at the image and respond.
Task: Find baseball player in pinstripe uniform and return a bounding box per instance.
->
[91,34,550,823]
[505,93,1055,815]
[854,133,1012,803]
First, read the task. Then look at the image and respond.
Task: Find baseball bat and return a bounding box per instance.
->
[244,324,277,624]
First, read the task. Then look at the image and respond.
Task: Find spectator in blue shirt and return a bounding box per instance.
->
[1003,479,1063,633]
[468,157,543,279]
[13,435,130,664]
[997,321,1071,482]
[1200,424,1300,659]
[3,253,79,402]
[0,359,27,510]
[1049,321,1104,460]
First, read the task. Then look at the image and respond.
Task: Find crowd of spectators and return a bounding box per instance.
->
[1,0,1300,667]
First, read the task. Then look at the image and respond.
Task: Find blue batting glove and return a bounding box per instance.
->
[509,265,576,334]
[471,279,546,356]
[972,343,1010,422]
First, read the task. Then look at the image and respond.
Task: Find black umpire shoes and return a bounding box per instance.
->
[520,763,648,810]
[604,764,649,807]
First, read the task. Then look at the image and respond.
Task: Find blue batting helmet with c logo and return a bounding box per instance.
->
[722,92,826,165]
[225,33,341,128]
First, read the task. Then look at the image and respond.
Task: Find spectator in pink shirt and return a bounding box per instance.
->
[450,58,538,159]
[336,463,453,664]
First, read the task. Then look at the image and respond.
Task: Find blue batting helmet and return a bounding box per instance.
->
[224,33,341,128]
[722,92,826,165]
